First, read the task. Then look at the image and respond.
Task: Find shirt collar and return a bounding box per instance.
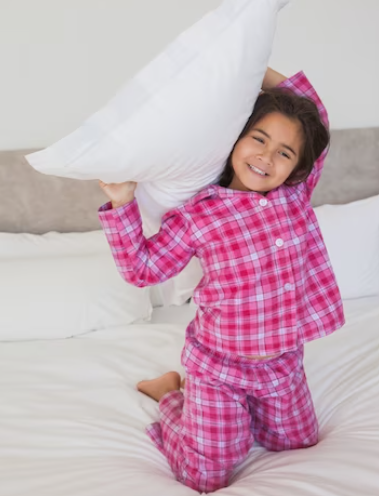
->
[209,183,281,201]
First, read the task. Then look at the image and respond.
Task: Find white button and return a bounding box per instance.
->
[275,238,284,247]
[284,283,293,291]
[259,199,268,207]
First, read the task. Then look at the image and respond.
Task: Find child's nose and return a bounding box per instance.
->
[258,150,273,165]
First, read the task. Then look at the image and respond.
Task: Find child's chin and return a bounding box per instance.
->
[245,182,269,193]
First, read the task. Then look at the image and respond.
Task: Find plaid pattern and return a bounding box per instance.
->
[147,343,317,493]
[98,72,340,492]
[99,71,345,356]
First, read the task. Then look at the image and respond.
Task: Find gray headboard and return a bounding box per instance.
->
[1,127,378,234]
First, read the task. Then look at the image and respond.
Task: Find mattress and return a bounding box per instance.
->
[0,296,378,496]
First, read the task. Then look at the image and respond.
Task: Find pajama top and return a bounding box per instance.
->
[98,71,345,357]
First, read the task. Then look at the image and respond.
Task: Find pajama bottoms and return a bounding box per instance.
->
[146,326,318,493]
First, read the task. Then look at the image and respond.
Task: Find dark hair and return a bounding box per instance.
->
[218,87,330,187]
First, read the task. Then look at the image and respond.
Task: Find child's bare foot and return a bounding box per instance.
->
[137,371,181,402]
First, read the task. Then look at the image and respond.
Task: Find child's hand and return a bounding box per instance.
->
[99,180,137,209]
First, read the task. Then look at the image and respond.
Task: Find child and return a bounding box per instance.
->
[98,68,345,493]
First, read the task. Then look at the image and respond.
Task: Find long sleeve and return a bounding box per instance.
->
[98,200,195,287]
[277,71,329,198]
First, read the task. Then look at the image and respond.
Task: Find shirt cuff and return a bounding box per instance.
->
[98,198,140,225]
[277,70,308,89]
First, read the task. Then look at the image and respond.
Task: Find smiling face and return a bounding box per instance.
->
[229,112,304,194]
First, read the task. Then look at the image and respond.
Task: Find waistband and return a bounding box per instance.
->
[181,323,304,394]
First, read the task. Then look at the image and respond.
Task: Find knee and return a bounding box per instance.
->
[260,426,319,452]
[295,422,319,450]
[181,473,230,494]
[181,475,229,494]
[300,428,319,449]
[178,454,232,493]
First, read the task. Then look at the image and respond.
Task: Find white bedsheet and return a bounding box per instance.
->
[149,302,197,325]
[0,297,378,496]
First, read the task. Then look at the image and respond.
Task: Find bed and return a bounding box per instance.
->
[0,127,378,496]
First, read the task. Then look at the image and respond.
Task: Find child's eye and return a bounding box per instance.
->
[253,137,264,143]
[279,151,290,159]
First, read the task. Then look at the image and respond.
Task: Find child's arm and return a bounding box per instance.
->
[262,67,287,90]
[276,71,329,198]
[98,182,195,287]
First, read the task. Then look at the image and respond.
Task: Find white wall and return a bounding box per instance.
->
[270,0,379,131]
[0,0,378,151]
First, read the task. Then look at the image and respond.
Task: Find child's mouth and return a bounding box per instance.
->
[248,164,268,177]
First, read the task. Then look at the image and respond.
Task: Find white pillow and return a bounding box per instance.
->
[315,195,379,300]
[25,0,288,237]
[0,231,152,341]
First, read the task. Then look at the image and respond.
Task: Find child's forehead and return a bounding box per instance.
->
[252,112,303,142]
[255,111,299,127]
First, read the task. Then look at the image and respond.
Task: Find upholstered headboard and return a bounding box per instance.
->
[1,127,378,234]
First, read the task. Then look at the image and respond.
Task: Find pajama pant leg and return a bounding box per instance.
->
[248,351,318,451]
[146,374,254,493]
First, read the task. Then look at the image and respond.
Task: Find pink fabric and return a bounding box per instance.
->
[147,345,317,493]
[99,72,345,357]
[97,71,343,492]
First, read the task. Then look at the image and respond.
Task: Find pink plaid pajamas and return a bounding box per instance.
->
[99,71,345,358]
[147,330,317,493]
[98,71,345,493]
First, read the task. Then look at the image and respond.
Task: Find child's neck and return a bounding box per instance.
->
[227,184,269,196]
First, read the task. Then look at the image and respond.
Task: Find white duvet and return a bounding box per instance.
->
[0,297,378,496]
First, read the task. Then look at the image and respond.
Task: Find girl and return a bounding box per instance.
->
[98,68,345,493]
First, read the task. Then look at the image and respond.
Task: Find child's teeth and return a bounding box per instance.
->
[249,164,266,176]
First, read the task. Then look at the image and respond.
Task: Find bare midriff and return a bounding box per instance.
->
[244,353,281,361]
